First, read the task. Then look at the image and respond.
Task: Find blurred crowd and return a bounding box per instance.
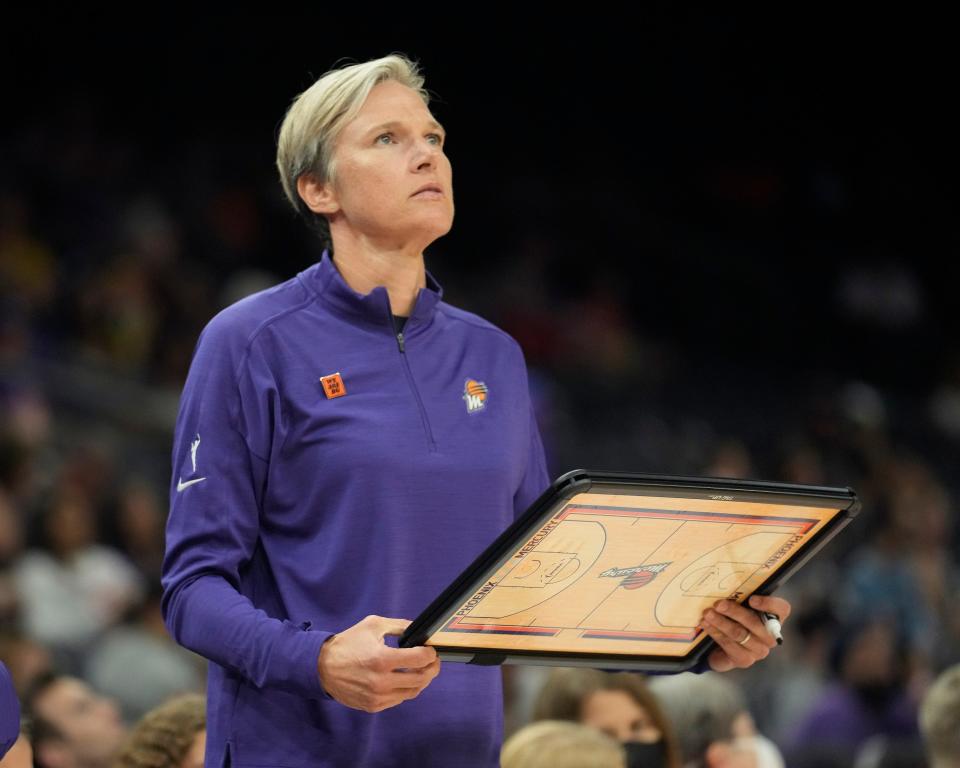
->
[2,88,960,767]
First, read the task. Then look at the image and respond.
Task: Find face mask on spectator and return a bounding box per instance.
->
[623,738,667,768]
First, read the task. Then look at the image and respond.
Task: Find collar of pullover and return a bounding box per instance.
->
[306,247,444,336]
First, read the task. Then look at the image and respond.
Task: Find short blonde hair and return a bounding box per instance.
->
[920,664,960,766]
[275,53,431,246]
[501,720,626,768]
[112,693,205,768]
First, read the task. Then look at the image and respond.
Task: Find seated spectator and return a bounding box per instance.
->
[920,663,960,768]
[23,671,127,768]
[112,693,205,768]
[14,490,143,673]
[532,667,680,768]
[501,720,625,768]
[648,671,784,768]
[785,617,919,766]
[85,585,205,724]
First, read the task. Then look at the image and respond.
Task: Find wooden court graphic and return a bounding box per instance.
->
[432,493,831,656]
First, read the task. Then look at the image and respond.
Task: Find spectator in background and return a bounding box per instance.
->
[501,720,625,768]
[14,488,143,673]
[531,667,680,768]
[106,480,165,583]
[649,671,785,768]
[786,618,919,766]
[85,585,205,724]
[112,693,205,768]
[839,463,937,662]
[23,671,126,768]
[752,601,838,745]
[920,664,960,768]
[896,466,960,671]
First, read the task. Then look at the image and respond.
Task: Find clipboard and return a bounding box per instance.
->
[400,469,860,672]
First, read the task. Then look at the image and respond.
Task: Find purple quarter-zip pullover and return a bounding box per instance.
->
[1,661,19,757]
[161,249,551,767]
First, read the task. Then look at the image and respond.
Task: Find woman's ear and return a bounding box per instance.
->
[297,173,339,216]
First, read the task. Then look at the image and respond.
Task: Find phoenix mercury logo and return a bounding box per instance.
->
[599,562,671,590]
[462,378,488,413]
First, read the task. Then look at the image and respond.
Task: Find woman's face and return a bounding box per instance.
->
[315,79,454,251]
[580,689,663,743]
[46,497,95,556]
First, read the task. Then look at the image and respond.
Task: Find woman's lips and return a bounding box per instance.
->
[412,189,444,199]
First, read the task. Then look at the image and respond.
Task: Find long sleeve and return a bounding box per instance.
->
[160,314,330,700]
[0,661,19,757]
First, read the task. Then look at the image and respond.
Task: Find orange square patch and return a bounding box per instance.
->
[320,372,346,399]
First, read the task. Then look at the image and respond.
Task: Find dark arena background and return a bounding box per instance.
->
[2,10,958,767]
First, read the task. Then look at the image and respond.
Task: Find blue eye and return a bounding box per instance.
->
[375,131,444,146]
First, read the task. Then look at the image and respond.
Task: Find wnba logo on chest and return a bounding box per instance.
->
[462,378,488,413]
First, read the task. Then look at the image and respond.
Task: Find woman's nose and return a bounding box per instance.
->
[413,138,441,168]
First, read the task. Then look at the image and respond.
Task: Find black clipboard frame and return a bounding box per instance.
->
[400,469,860,672]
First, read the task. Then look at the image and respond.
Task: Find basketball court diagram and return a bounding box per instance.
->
[435,493,827,656]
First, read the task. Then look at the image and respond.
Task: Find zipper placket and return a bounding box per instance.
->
[392,314,438,453]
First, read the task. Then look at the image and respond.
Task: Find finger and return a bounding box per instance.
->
[702,622,756,668]
[390,654,440,671]
[387,662,440,689]
[384,680,434,705]
[390,653,441,673]
[701,612,751,649]
[717,600,776,645]
[382,643,438,670]
[367,615,413,638]
[701,608,769,660]
[393,657,441,679]
[749,594,792,622]
[704,603,775,648]
[707,645,734,673]
[364,689,421,712]
[399,685,430,702]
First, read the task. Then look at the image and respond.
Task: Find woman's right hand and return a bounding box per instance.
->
[317,615,441,712]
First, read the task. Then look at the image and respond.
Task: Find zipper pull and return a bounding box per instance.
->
[397,331,405,353]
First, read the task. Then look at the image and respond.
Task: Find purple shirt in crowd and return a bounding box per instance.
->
[161,249,552,767]
[787,683,919,755]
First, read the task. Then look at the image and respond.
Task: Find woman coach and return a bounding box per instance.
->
[160,53,789,767]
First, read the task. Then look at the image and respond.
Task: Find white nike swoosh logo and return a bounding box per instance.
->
[176,477,208,492]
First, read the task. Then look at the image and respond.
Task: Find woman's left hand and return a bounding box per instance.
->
[701,594,791,673]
